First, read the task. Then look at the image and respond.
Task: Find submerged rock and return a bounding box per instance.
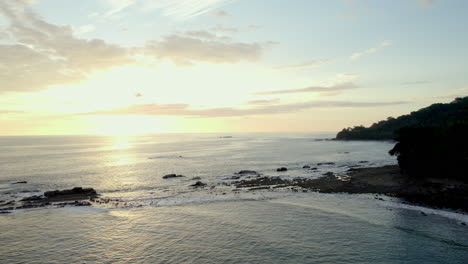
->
[277,167,288,172]
[318,162,335,166]
[237,170,258,175]
[162,174,185,179]
[323,172,334,176]
[191,177,202,180]
[13,181,27,184]
[44,187,97,198]
[303,165,311,169]
[190,181,207,187]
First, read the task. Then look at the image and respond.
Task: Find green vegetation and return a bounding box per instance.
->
[337,97,468,180]
[336,97,468,140]
[389,124,468,181]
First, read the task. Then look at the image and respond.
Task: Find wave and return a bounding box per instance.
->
[378,200,468,223]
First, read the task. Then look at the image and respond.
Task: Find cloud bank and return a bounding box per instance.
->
[83,100,409,118]
[255,82,359,96]
[0,1,268,93]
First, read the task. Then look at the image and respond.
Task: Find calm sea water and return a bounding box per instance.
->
[1,133,467,263]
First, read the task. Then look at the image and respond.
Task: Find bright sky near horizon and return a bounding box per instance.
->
[1,0,467,135]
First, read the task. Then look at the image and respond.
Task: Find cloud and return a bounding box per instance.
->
[0,1,131,92]
[210,24,239,33]
[141,35,264,65]
[417,0,436,7]
[102,0,137,18]
[0,1,269,93]
[400,81,432,86]
[255,82,359,96]
[77,24,96,35]
[211,10,230,18]
[183,30,231,41]
[83,100,409,118]
[0,110,26,114]
[140,0,234,20]
[273,59,332,70]
[340,0,372,19]
[247,24,264,30]
[245,99,281,105]
[350,41,392,60]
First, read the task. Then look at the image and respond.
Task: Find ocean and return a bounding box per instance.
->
[1,133,467,263]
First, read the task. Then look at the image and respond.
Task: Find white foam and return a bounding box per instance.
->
[378,200,468,223]
[0,184,14,189]
[155,196,240,206]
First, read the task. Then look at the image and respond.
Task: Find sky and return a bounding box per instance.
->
[0,0,467,135]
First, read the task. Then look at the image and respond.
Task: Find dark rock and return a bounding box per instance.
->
[323,172,334,176]
[74,201,92,206]
[21,195,43,201]
[230,176,241,180]
[310,167,318,170]
[318,162,335,166]
[191,177,202,180]
[461,222,466,226]
[190,181,207,187]
[359,161,369,163]
[0,211,11,214]
[277,167,288,172]
[163,174,185,179]
[237,170,258,175]
[303,165,311,169]
[44,187,97,198]
[420,212,428,216]
[13,181,27,184]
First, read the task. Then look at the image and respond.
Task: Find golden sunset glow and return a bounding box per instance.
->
[1,0,466,136]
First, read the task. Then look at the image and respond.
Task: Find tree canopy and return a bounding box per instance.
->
[336,97,468,140]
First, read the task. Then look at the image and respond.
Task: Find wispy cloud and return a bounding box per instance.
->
[183,30,231,41]
[0,110,26,114]
[417,0,436,8]
[102,0,137,18]
[273,59,332,70]
[140,0,235,20]
[210,24,239,33]
[244,99,281,105]
[255,82,359,96]
[142,35,265,65]
[211,10,230,18]
[82,100,409,118]
[400,81,432,86]
[76,24,96,35]
[350,41,392,60]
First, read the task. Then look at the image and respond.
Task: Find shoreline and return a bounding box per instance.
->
[2,165,467,214]
[233,165,468,213]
